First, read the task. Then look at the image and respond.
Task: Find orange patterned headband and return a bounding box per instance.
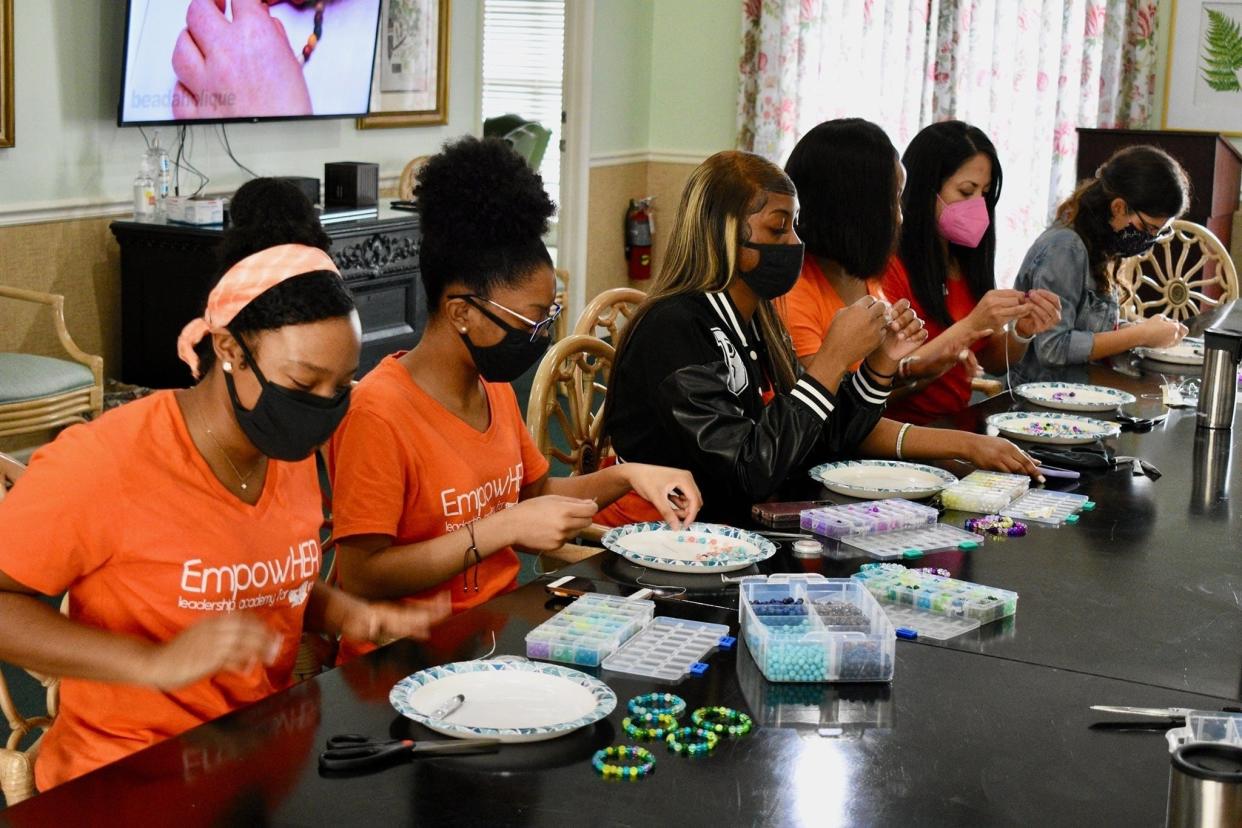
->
[176,244,341,379]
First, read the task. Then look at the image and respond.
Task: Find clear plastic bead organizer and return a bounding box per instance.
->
[602,616,732,681]
[525,593,655,667]
[1166,711,1242,753]
[882,605,981,641]
[851,563,1018,625]
[841,523,982,560]
[1000,489,1090,525]
[940,470,1031,514]
[737,574,895,684]
[799,498,938,539]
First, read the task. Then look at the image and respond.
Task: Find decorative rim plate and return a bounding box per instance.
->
[1136,338,1204,366]
[1014,382,1137,412]
[809,459,959,499]
[601,521,777,574]
[986,411,1120,445]
[390,658,616,743]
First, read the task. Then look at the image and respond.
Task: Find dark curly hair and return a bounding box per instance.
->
[192,178,352,379]
[416,136,555,307]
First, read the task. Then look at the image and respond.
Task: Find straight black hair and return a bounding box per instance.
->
[1056,144,1190,291]
[898,121,1003,328]
[785,118,900,278]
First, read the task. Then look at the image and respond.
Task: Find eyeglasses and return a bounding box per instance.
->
[1135,212,1174,241]
[451,294,563,342]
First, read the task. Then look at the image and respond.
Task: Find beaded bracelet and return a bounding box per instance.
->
[627,692,687,719]
[665,726,719,756]
[622,712,678,740]
[690,706,753,737]
[964,515,1028,537]
[591,745,655,779]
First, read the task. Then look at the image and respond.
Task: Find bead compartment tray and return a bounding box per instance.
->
[602,616,731,681]
[1000,489,1090,525]
[940,470,1031,514]
[851,563,1018,624]
[799,498,938,539]
[1165,710,1242,753]
[882,605,981,641]
[841,524,982,560]
[525,593,655,667]
[738,575,895,684]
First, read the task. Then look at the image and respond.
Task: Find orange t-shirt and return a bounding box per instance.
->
[0,392,322,790]
[776,255,886,365]
[881,257,985,425]
[327,355,549,661]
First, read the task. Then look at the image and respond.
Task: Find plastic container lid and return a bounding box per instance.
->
[791,539,823,558]
[1172,743,1242,782]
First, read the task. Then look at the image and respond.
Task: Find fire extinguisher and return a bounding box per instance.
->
[624,197,654,280]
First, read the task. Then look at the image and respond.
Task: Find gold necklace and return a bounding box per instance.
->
[195,398,260,491]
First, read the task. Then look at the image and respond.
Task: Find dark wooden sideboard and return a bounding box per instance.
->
[110,210,425,388]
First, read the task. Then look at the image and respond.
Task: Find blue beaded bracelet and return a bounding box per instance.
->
[690,706,753,737]
[622,712,677,740]
[592,745,655,779]
[665,726,718,756]
[627,692,686,719]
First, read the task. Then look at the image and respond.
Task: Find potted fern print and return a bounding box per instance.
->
[1164,1,1242,132]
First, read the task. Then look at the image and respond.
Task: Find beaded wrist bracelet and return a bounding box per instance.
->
[665,726,718,756]
[690,706,753,737]
[964,515,1028,537]
[622,712,678,740]
[627,692,687,719]
[592,745,655,779]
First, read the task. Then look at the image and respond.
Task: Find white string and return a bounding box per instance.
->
[468,630,499,662]
[1003,321,1016,402]
[634,572,687,598]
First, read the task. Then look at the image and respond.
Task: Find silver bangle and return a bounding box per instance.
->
[895,422,912,461]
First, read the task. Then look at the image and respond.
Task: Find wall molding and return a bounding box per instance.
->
[589,148,713,168]
[0,175,402,229]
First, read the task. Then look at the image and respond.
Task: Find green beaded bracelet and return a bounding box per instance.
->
[623,712,677,740]
[690,706,753,737]
[592,744,655,779]
[627,692,687,719]
[665,726,718,756]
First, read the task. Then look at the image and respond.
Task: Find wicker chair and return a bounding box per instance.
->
[0,286,103,440]
[572,287,645,344]
[1113,220,1239,322]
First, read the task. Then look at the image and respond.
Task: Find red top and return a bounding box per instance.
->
[881,257,985,425]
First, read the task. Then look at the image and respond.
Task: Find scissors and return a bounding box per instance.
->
[319,734,501,772]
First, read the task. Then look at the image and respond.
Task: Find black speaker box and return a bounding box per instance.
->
[324,162,379,210]
[274,176,321,206]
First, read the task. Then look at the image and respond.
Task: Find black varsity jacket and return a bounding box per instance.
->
[605,291,889,520]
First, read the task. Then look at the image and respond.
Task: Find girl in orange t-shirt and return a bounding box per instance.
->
[327,137,701,660]
[0,214,442,789]
[777,118,1043,477]
[882,120,1061,425]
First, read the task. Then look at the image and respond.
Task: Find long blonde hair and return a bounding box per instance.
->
[619,151,800,393]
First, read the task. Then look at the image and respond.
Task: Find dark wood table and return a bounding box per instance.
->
[5,357,1240,826]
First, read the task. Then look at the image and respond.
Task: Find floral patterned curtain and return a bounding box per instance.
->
[736,0,1161,283]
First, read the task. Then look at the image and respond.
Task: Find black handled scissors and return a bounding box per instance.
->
[319,733,500,773]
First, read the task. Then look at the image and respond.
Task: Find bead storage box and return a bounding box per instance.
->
[1000,489,1091,525]
[940,471,1030,514]
[1165,711,1242,753]
[602,617,733,681]
[841,523,981,560]
[851,563,1018,625]
[799,498,938,539]
[738,574,895,683]
[526,593,655,667]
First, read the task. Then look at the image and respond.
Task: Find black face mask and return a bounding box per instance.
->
[224,336,351,462]
[740,241,805,300]
[459,299,552,383]
[1112,224,1159,258]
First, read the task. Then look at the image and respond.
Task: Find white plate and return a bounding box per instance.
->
[1136,338,1204,366]
[390,658,615,743]
[986,411,1120,445]
[1014,382,1137,412]
[809,460,959,499]
[602,521,777,574]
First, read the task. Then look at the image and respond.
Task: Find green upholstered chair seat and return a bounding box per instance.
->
[0,353,95,403]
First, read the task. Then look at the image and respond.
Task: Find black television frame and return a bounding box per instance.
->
[116,0,382,128]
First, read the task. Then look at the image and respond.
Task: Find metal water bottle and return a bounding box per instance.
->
[1196,301,1242,430]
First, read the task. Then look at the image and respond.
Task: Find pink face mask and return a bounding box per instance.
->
[936,194,990,248]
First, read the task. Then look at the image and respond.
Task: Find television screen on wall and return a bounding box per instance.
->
[118,0,382,126]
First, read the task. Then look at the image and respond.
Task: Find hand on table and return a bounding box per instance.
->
[1136,314,1188,349]
[144,612,282,690]
[621,464,702,530]
[963,434,1044,482]
[172,0,312,120]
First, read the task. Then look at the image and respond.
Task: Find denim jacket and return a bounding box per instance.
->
[1011,226,1118,384]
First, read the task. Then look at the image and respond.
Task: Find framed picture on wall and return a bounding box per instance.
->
[1,0,13,148]
[1163,0,1242,135]
[357,0,450,129]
